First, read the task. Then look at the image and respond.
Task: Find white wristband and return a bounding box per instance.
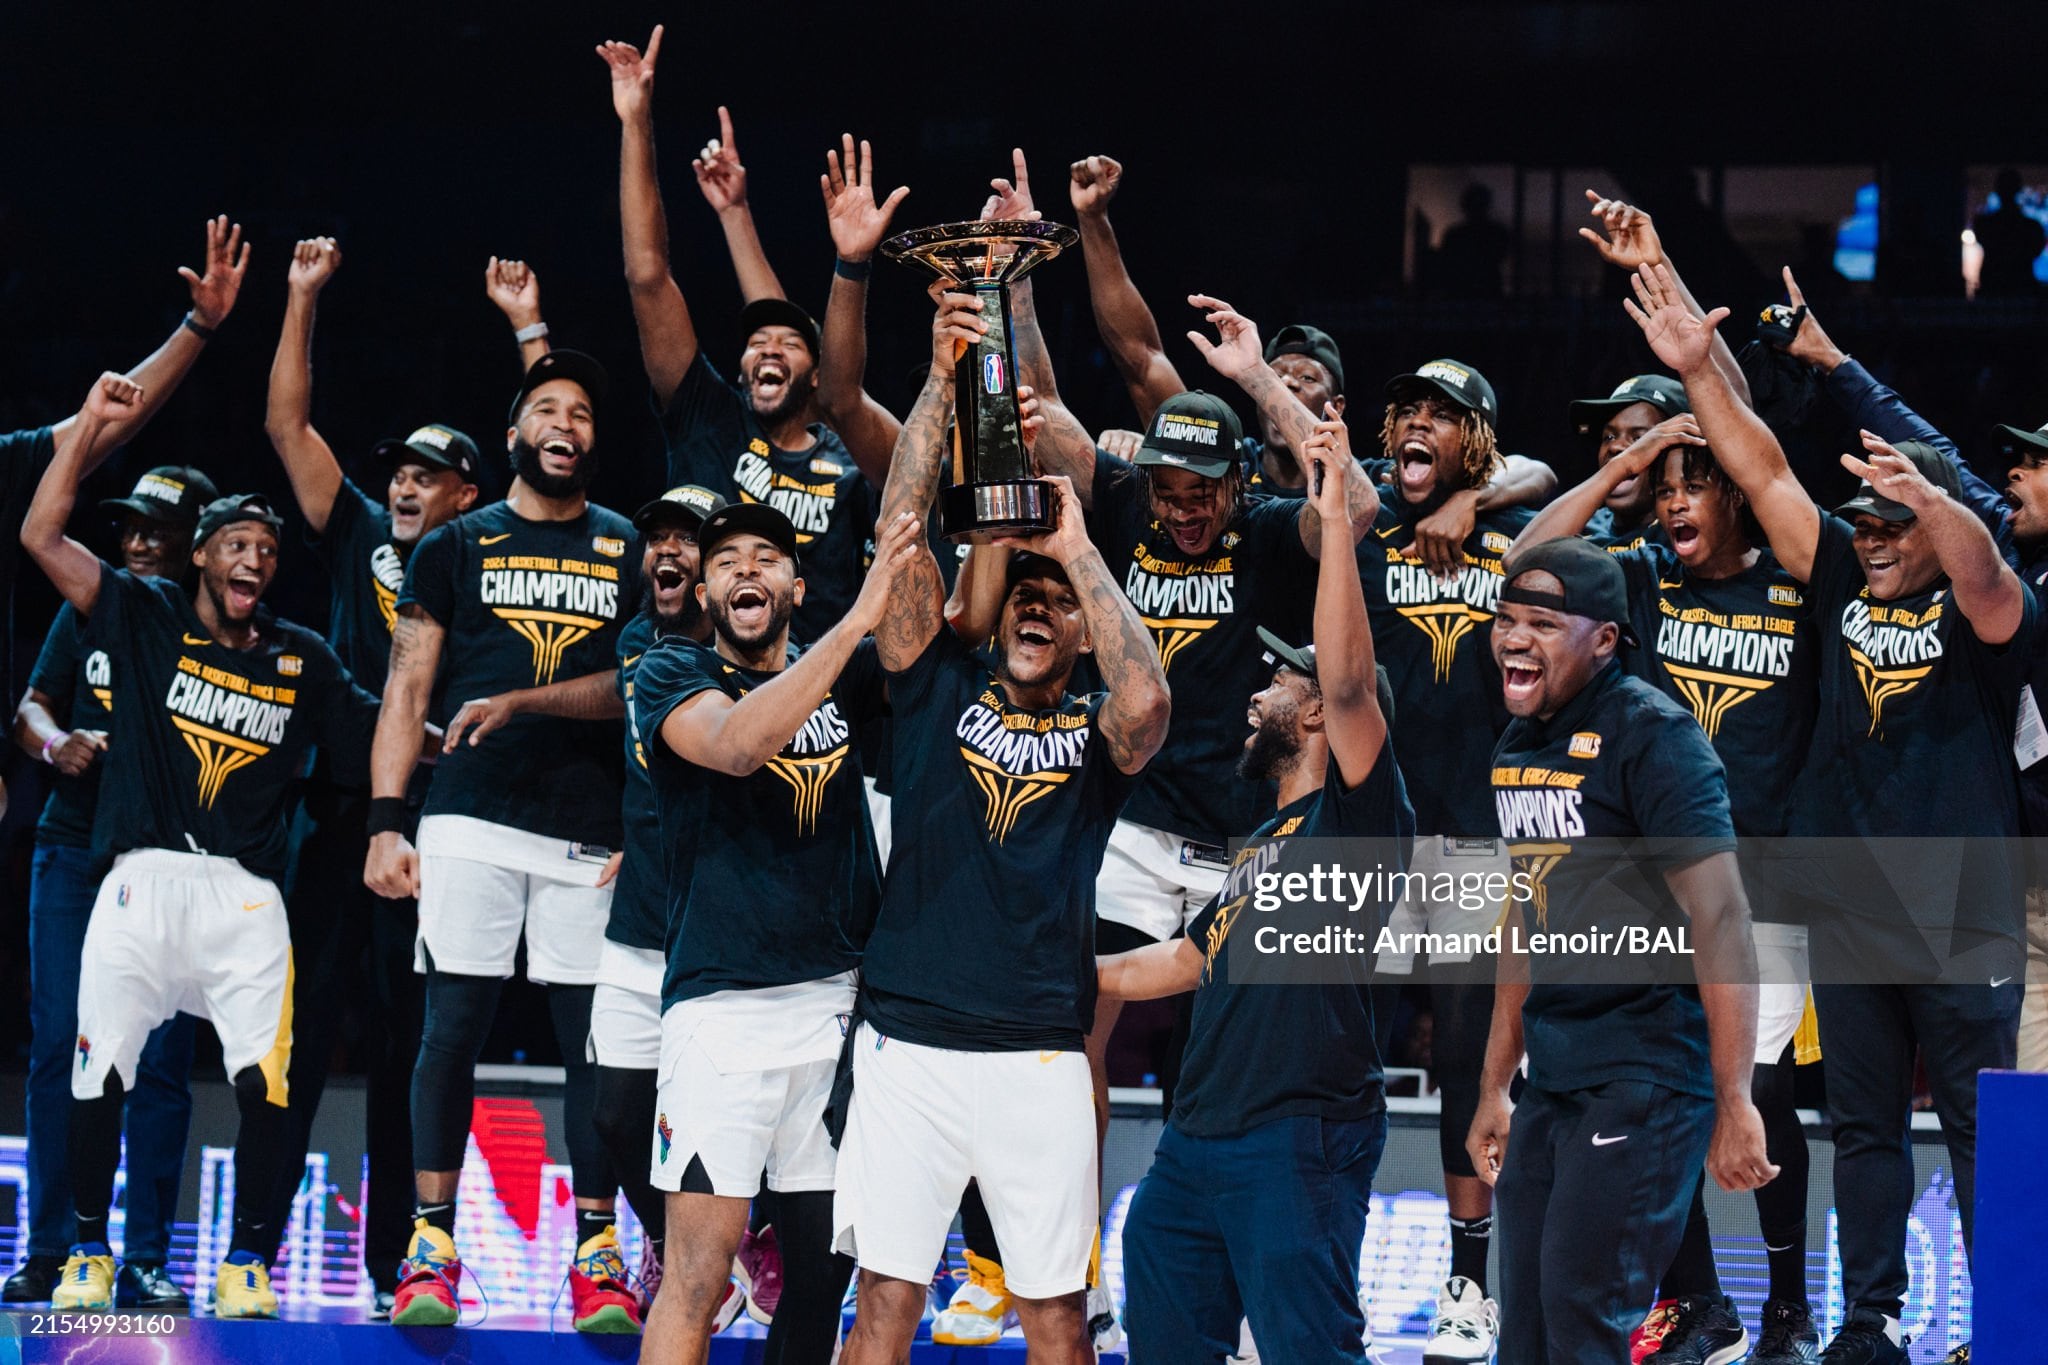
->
[514,321,550,343]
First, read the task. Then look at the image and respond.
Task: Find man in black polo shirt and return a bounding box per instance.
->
[263,233,482,1311]
[1101,425,1412,1363]
[835,294,1169,1365]
[1469,536,1774,1365]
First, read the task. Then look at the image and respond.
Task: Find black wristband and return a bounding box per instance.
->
[182,312,216,341]
[366,796,409,837]
[834,257,872,282]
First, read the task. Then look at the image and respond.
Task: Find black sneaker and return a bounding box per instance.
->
[1820,1308,1908,1365]
[1,1255,65,1303]
[1752,1298,1822,1364]
[116,1262,191,1312]
[1647,1292,1748,1364]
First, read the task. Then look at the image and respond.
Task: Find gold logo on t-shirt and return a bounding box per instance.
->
[764,744,850,836]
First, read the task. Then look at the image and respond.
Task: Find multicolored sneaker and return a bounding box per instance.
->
[213,1251,279,1319]
[568,1225,642,1334]
[390,1218,462,1327]
[50,1244,116,1311]
[930,1250,1017,1346]
[1633,1298,1683,1364]
[713,1276,747,1333]
[734,1222,783,1327]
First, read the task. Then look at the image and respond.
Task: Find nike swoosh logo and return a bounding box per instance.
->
[1991,976,2013,988]
[1590,1133,1628,1146]
[182,634,211,646]
[1038,1051,1061,1063]
[241,900,271,912]
[480,533,512,545]
[622,653,643,668]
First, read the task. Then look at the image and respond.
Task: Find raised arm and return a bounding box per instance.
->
[485,256,551,370]
[817,132,912,486]
[265,237,346,534]
[1627,263,1820,580]
[441,667,624,753]
[1070,155,1185,426]
[945,542,1010,646]
[694,106,787,304]
[22,375,142,617]
[1509,414,1706,555]
[1664,851,1776,1194]
[597,26,699,407]
[1300,419,1388,786]
[1579,190,1750,407]
[364,606,446,899]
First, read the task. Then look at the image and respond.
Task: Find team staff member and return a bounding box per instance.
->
[9,465,217,1312]
[1630,263,2032,1365]
[637,505,916,1363]
[1516,429,1824,1363]
[367,351,639,1331]
[597,27,876,642]
[1997,421,2048,1071]
[1103,423,1412,1364]
[1468,536,1774,1365]
[22,376,390,1317]
[263,234,483,1311]
[836,294,1169,1365]
[1566,374,1690,551]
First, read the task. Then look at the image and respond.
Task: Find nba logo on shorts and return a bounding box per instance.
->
[656,1113,672,1162]
[982,353,1006,395]
[76,1035,90,1068]
[117,884,129,907]
[837,1012,852,1037]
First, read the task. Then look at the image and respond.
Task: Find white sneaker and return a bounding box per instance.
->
[1424,1276,1499,1363]
[1360,1286,1388,1363]
[1087,1280,1123,1354]
[929,1250,1016,1346]
[1228,1317,1260,1364]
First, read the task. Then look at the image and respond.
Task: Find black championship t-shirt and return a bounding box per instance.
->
[1173,742,1414,1138]
[1361,496,1534,836]
[636,636,888,1008]
[1613,545,1817,838]
[1,426,57,693]
[658,355,875,642]
[861,631,1140,1051]
[27,604,111,849]
[400,500,637,846]
[82,565,379,883]
[609,611,674,952]
[308,477,404,693]
[1588,506,1669,553]
[1088,450,1319,844]
[1491,662,1736,1099]
[2018,550,2048,840]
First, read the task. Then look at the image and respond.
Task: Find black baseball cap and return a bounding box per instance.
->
[1993,421,2048,469]
[634,484,727,534]
[739,298,821,359]
[194,493,286,547]
[1264,324,1345,395]
[1386,359,1498,425]
[1569,374,1690,436]
[698,502,800,563]
[1833,440,1964,524]
[1134,390,1244,480]
[507,349,609,426]
[1502,537,1635,642]
[101,465,219,527]
[373,424,481,483]
[1254,625,1396,724]
[1005,549,1072,593]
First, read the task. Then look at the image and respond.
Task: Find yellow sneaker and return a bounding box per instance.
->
[50,1246,115,1310]
[213,1252,279,1319]
[930,1250,1016,1346]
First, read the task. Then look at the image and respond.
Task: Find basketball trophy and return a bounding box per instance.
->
[881,218,1078,542]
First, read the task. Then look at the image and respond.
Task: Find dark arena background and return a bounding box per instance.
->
[1,1,2046,1360]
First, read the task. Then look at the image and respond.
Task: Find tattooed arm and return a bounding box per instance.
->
[364,605,445,898]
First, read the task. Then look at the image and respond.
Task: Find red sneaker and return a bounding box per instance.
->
[390,1220,461,1328]
[569,1226,642,1335]
[734,1223,783,1326]
[1630,1298,1681,1364]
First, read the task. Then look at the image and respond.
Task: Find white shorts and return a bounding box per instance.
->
[75,850,292,1105]
[832,1023,1097,1299]
[865,776,893,872]
[1754,921,1812,1066]
[1377,836,1513,972]
[415,814,613,984]
[652,973,857,1198]
[590,940,664,1070]
[1096,819,1230,942]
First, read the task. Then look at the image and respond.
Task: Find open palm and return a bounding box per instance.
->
[1624,264,1725,375]
[596,26,661,124]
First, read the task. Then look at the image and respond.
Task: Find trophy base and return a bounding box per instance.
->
[941,479,1056,544]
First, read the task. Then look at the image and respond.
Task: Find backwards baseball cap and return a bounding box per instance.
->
[634,484,727,534]
[1568,374,1690,436]
[1992,421,2048,469]
[100,465,219,528]
[739,298,821,359]
[507,349,609,426]
[373,424,481,483]
[1386,358,1498,425]
[1254,625,1396,725]
[194,493,286,547]
[1264,324,1345,395]
[1005,549,1072,593]
[1832,440,1964,524]
[1502,537,1635,642]
[1134,390,1244,480]
[697,502,800,564]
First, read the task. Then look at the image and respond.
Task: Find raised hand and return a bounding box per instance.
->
[994,473,1089,564]
[821,133,910,263]
[1623,263,1728,378]
[930,282,987,367]
[484,256,542,328]
[596,26,662,125]
[84,372,145,425]
[1301,411,1365,528]
[287,237,342,295]
[851,511,927,632]
[1577,189,1664,270]
[1185,293,1264,381]
[1069,155,1124,219]
[1840,431,1945,512]
[1096,427,1144,461]
[180,215,250,328]
[1613,413,1708,480]
[1780,266,1847,371]
[979,147,1039,223]
[694,106,748,211]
